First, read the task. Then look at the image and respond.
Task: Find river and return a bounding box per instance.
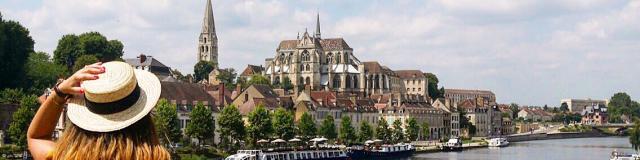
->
[409,137,634,160]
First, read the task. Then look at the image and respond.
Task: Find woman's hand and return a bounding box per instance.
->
[58,62,105,95]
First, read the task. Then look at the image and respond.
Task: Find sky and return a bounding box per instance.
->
[1,0,639,106]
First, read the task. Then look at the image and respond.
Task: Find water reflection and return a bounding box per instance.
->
[408,137,633,160]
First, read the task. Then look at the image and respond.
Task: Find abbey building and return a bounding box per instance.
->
[197,0,219,68]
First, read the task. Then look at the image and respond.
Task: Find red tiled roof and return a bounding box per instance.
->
[240,65,264,77]
[394,70,424,79]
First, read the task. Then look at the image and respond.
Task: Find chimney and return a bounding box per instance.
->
[219,83,225,107]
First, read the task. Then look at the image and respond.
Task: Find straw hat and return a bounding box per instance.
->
[67,61,161,132]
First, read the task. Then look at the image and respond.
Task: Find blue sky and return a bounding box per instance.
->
[1,0,639,106]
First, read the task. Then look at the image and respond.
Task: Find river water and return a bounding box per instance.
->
[409,137,634,160]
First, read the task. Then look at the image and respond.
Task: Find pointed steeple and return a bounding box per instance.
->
[315,12,321,39]
[202,0,216,34]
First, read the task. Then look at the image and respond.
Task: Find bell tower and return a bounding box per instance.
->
[198,0,218,67]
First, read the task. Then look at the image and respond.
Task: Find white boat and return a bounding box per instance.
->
[442,138,463,151]
[225,149,349,160]
[610,150,640,160]
[487,137,509,147]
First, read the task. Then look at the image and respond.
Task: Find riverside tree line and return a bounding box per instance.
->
[152,99,433,154]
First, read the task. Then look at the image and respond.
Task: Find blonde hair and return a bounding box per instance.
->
[52,115,170,160]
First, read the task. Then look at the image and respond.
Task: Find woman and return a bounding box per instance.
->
[27,61,170,160]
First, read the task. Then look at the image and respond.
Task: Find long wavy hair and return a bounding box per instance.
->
[51,114,170,160]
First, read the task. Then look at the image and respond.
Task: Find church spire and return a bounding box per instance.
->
[201,0,216,34]
[315,12,321,39]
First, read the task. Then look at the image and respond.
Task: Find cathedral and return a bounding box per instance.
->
[197,0,219,68]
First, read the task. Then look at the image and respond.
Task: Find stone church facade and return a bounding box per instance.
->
[264,14,364,94]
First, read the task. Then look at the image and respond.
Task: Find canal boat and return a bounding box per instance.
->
[487,137,509,147]
[347,143,415,160]
[442,138,463,152]
[225,138,349,160]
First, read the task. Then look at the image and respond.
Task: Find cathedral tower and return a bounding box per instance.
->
[198,0,218,67]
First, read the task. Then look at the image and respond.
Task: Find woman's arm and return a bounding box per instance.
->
[27,63,104,160]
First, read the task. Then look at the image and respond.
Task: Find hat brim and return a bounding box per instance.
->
[67,70,161,132]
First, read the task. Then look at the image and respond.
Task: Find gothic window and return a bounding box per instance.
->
[353,76,358,89]
[302,50,310,61]
[326,53,333,63]
[305,77,311,85]
[346,76,352,89]
[200,46,204,52]
[205,46,208,52]
[300,64,304,72]
[305,64,311,71]
[204,37,207,43]
[333,76,341,88]
[336,53,341,63]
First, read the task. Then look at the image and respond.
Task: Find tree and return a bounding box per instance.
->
[629,119,640,152]
[543,105,549,111]
[424,73,444,99]
[281,77,294,92]
[72,54,99,72]
[217,105,246,152]
[608,92,640,123]
[510,103,520,118]
[185,102,215,149]
[559,102,569,112]
[357,121,373,143]
[216,68,237,91]
[171,69,187,82]
[421,121,430,140]
[272,107,295,140]
[458,108,476,138]
[391,119,405,143]
[297,112,317,140]
[0,88,24,104]
[193,61,216,82]
[375,117,390,143]
[338,116,356,145]
[25,52,67,94]
[7,95,38,152]
[247,74,270,86]
[0,14,34,89]
[247,105,273,146]
[153,99,182,147]
[318,115,337,140]
[53,32,124,70]
[406,118,419,141]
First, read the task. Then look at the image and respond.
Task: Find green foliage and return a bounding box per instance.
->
[608,92,640,123]
[406,118,419,141]
[510,103,520,118]
[72,54,99,72]
[247,74,270,87]
[25,52,67,94]
[421,121,430,140]
[272,107,295,140]
[318,115,337,140]
[552,113,582,124]
[53,32,124,70]
[247,105,273,146]
[0,15,34,89]
[185,102,215,146]
[7,95,38,149]
[375,117,390,143]
[559,124,592,133]
[194,61,217,82]
[171,69,188,82]
[297,112,317,140]
[217,105,246,152]
[154,99,182,146]
[281,77,294,92]
[630,120,640,152]
[424,73,444,99]
[216,68,237,91]
[357,121,373,143]
[338,116,356,145]
[391,119,405,143]
[559,102,569,112]
[458,107,476,137]
[0,88,24,104]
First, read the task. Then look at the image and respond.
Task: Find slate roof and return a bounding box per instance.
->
[159,82,218,112]
[276,38,352,51]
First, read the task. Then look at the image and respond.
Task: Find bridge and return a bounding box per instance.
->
[588,123,633,135]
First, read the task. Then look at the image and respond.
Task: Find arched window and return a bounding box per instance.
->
[302,50,310,61]
[333,76,341,88]
[326,53,333,63]
[336,53,341,63]
[305,77,311,85]
[200,46,204,52]
[204,37,207,43]
[305,64,311,71]
[346,76,352,89]
[300,64,304,71]
[353,76,359,89]
[205,46,208,52]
